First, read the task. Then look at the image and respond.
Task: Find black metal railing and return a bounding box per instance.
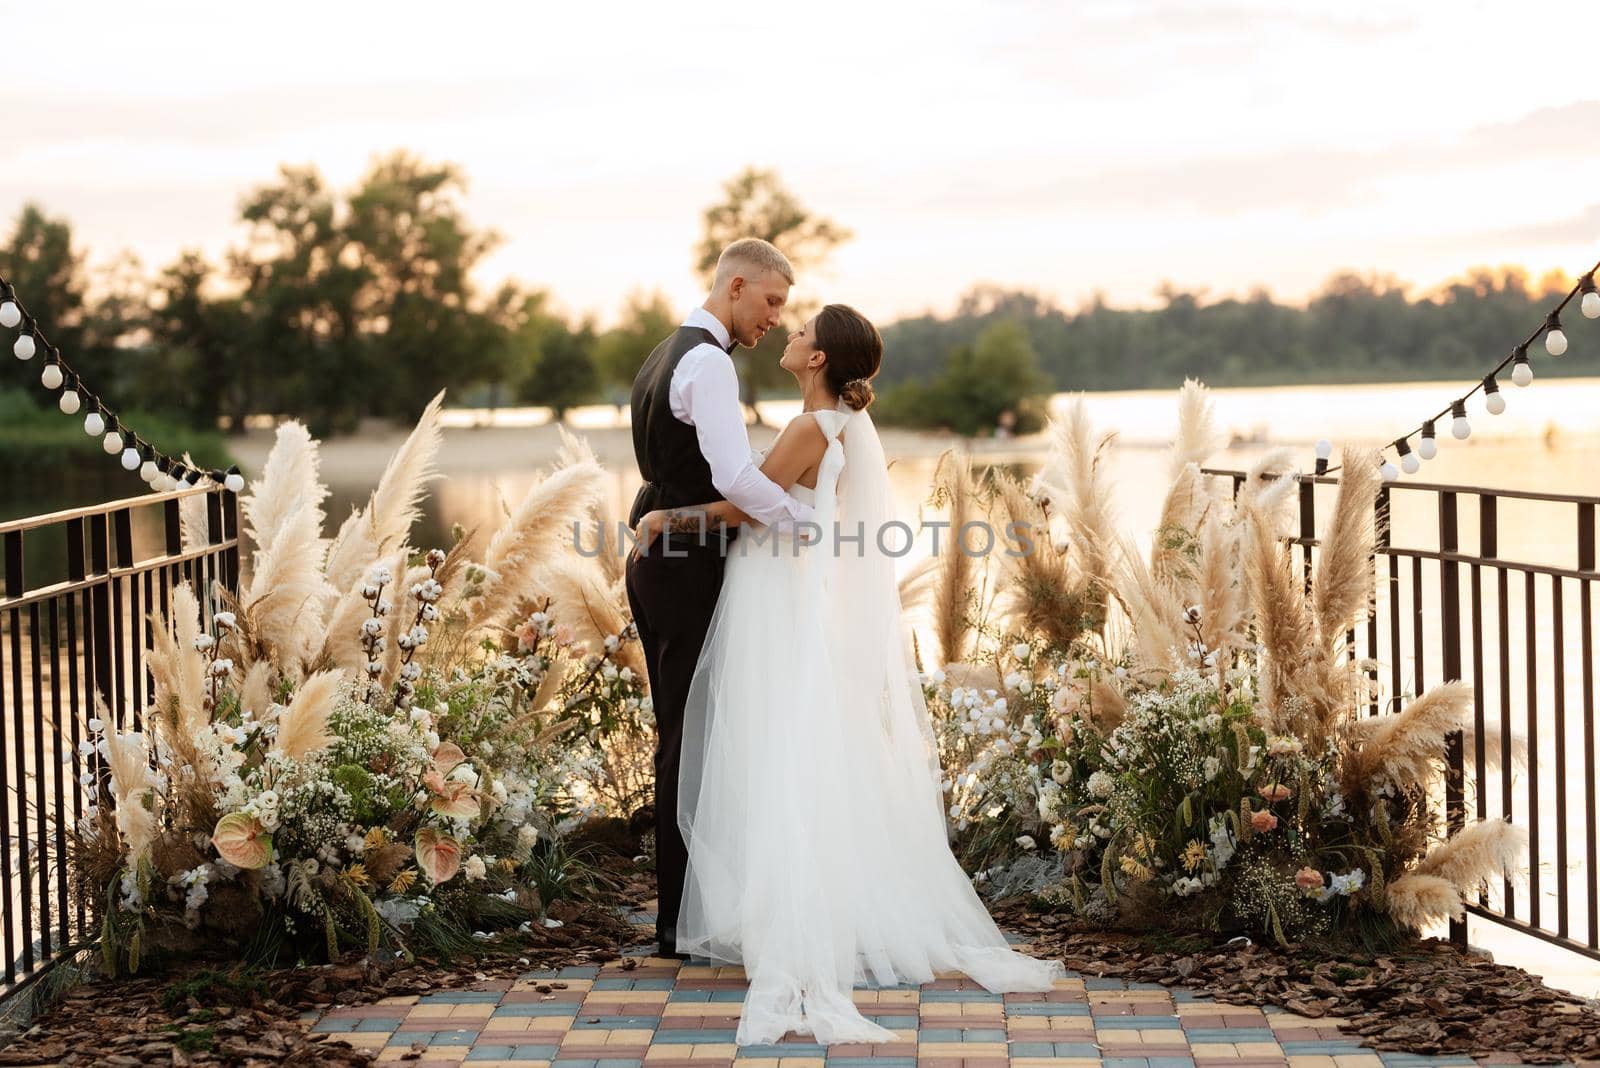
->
[0,487,239,1001]
[1210,468,1599,962]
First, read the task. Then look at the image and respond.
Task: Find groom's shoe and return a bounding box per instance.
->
[654,924,690,961]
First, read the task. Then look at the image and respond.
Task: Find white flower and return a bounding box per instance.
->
[361,583,379,600]
[210,659,233,677]
[1266,735,1303,757]
[1051,759,1072,785]
[345,833,367,854]
[463,855,487,881]
[1015,835,1037,850]
[361,618,384,638]
[367,565,392,586]
[1203,756,1221,781]
[257,789,280,809]
[1018,679,1033,695]
[1012,642,1032,661]
[1088,770,1115,799]
[213,611,237,630]
[930,668,946,685]
[365,661,384,677]
[1183,604,1202,624]
[193,634,215,652]
[420,603,439,622]
[1004,672,1022,689]
[258,808,280,832]
[408,624,429,645]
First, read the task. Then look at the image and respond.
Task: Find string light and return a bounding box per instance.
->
[1544,312,1567,356]
[1380,457,1399,483]
[1331,255,1598,482]
[1510,344,1533,387]
[1396,437,1420,475]
[1314,438,1333,476]
[1483,375,1505,416]
[0,273,242,495]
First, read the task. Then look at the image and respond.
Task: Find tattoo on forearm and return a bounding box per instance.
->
[663,508,726,534]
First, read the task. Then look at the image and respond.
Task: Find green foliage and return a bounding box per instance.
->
[876,320,1052,436]
[694,167,852,418]
[877,269,1575,395]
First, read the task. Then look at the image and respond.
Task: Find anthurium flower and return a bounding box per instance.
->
[414,828,462,885]
[212,812,273,869]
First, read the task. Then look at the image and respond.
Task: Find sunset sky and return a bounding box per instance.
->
[4,0,1597,326]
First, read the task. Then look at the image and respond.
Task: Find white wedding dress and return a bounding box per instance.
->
[676,401,1065,1046]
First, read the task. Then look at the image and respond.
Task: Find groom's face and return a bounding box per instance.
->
[730,268,790,349]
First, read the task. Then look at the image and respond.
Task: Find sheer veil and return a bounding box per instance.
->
[826,404,946,829]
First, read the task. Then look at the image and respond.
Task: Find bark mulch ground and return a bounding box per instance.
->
[0,869,654,1068]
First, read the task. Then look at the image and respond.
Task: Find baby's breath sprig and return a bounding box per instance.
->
[392,549,447,710]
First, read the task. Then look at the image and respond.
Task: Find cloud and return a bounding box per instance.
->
[938,101,1600,216]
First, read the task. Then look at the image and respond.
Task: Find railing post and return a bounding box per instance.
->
[1578,501,1596,950]
[1439,491,1467,948]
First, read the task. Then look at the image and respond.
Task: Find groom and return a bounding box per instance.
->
[624,238,816,959]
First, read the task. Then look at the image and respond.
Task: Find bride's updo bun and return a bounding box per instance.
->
[815,304,882,411]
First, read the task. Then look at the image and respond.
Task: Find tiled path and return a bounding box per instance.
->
[310,905,1521,1068]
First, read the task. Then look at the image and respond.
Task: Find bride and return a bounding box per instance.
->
[633,304,1065,1045]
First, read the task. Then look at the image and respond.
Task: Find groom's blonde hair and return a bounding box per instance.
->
[713,238,795,288]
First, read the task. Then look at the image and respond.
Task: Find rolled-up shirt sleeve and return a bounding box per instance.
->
[677,346,815,527]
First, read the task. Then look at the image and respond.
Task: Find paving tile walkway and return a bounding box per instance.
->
[311,903,1553,1068]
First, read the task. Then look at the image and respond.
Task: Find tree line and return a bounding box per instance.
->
[0,151,1580,441]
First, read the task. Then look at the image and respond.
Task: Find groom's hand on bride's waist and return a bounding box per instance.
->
[634,507,729,552]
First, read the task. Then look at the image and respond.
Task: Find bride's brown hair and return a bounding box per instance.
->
[814,304,883,411]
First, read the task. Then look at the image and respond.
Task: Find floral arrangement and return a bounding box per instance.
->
[75,393,650,972]
[911,382,1525,945]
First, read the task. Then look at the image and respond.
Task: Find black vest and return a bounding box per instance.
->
[628,325,730,528]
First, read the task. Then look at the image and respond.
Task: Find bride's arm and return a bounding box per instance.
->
[635,416,828,548]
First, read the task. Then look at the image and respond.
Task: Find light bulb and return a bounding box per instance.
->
[102,430,123,454]
[1314,439,1333,460]
[1546,328,1567,357]
[1584,290,1600,319]
[120,447,140,471]
[59,390,81,415]
[1380,461,1399,482]
[1482,376,1505,415]
[84,412,105,437]
[40,363,62,389]
[1401,452,1421,475]
[1418,434,1437,460]
[1512,360,1533,387]
[139,460,158,482]
[1452,416,1471,440]
[0,301,19,328]
[13,333,35,360]
[224,472,245,493]
[155,474,175,492]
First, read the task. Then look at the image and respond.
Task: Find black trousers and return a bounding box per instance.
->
[623,536,728,949]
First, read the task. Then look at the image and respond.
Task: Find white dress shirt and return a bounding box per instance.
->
[668,307,815,528]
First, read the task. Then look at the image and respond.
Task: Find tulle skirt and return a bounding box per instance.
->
[677,531,1066,1045]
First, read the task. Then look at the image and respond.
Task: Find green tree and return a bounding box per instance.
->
[343,151,507,421]
[694,168,852,422]
[592,291,675,415]
[877,320,1050,436]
